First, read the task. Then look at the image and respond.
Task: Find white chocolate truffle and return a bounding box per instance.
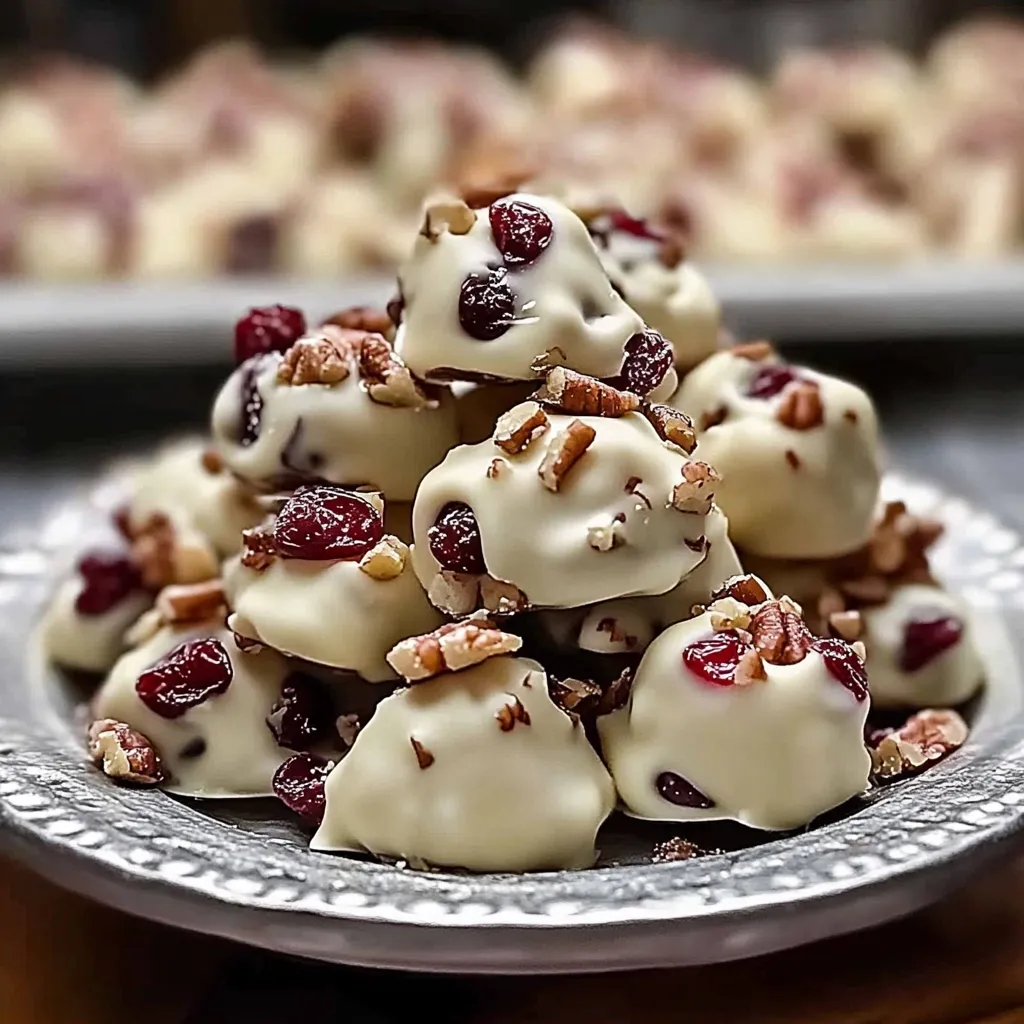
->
[211,332,459,501]
[395,192,645,384]
[94,622,296,798]
[542,505,745,656]
[224,539,442,683]
[412,404,717,611]
[675,347,880,559]
[591,215,721,370]
[42,572,151,674]
[312,655,615,871]
[600,600,872,830]
[860,584,983,709]
[127,439,261,557]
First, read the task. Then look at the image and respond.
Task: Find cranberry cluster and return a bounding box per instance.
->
[457,198,554,340]
[135,638,234,719]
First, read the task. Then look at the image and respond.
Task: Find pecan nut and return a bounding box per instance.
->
[641,402,697,454]
[534,367,640,417]
[776,381,824,430]
[358,535,408,580]
[538,419,596,492]
[732,340,776,361]
[358,333,438,409]
[387,617,522,682]
[871,709,969,782]
[242,525,277,571]
[710,574,770,607]
[494,401,550,455]
[671,461,721,514]
[155,579,227,626]
[87,719,166,785]
[419,195,477,239]
[495,695,531,731]
[749,601,812,665]
[277,333,351,386]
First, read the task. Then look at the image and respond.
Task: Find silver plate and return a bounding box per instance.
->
[0,474,1023,973]
[3,261,1024,368]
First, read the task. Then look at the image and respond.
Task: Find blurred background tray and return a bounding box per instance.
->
[5,260,1024,367]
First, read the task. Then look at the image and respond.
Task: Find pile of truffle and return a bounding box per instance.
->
[7,15,1024,281]
[44,190,982,873]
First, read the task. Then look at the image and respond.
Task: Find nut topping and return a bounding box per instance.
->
[200,448,224,474]
[128,513,219,589]
[322,306,393,337]
[776,381,825,430]
[711,574,770,607]
[534,367,640,417]
[732,340,776,361]
[538,419,596,492]
[495,695,531,731]
[427,571,480,617]
[827,609,863,642]
[276,333,351,386]
[493,401,550,455]
[357,535,408,580]
[420,195,477,239]
[749,601,812,665]
[670,461,721,514]
[641,403,697,454]
[241,525,278,571]
[700,406,728,431]
[387,617,522,682]
[870,709,969,782]
[155,579,228,626]
[357,332,438,409]
[549,676,602,712]
[410,737,435,770]
[87,719,166,786]
[478,575,530,614]
[734,649,768,687]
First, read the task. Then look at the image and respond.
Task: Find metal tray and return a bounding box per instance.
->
[2,260,1023,368]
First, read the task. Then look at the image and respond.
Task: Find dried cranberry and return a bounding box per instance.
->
[747,365,799,399]
[273,486,382,561]
[489,198,553,267]
[811,637,869,702]
[614,330,674,397]
[74,550,143,616]
[273,753,334,826]
[458,269,515,340]
[238,355,270,447]
[899,615,964,672]
[233,304,306,364]
[682,630,750,687]
[608,209,664,241]
[656,771,715,808]
[266,674,334,750]
[427,501,486,575]
[135,638,234,719]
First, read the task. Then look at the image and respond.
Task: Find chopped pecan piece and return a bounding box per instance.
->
[776,381,824,430]
[335,713,360,748]
[534,367,640,417]
[129,513,218,589]
[642,403,697,454]
[200,448,224,474]
[495,695,531,732]
[700,406,727,431]
[594,665,635,715]
[538,419,596,492]
[670,461,721,514]
[87,719,166,785]
[658,234,686,269]
[828,609,862,642]
[749,601,812,665]
[358,535,408,580]
[242,525,277,571]
[479,575,529,614]
[357,332,437,409]
[871,709,969,782]
[420,195,476,239]
[494,401,550,455]
[387,617,522,682]
[155,579,227,626]
[322,306,393,336]
[839,575,890,605]
[427,571,480,616]
[549,676,602,713]
[732,340,776,361]
[276,333,351,386]
[711,574,770,607]
[734,649,767,686]
[709,597,753,633]
[410,737,435,769]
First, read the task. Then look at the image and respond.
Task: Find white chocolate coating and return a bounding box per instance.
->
[395,192,644,382]
[94,622,295,798]
[128,438,261,556]
[42,576,152,674]
[600,608,871,831]
[223,545,442,683]
[675,349,881,558]
[861,584,984,708]
[211,348,459,501]
[412,410,714,609]
[541,504,744,655]
[596,231,720,371]
[312,656,615,871]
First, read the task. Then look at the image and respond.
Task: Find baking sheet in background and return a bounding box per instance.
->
[4,260,1024,367]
